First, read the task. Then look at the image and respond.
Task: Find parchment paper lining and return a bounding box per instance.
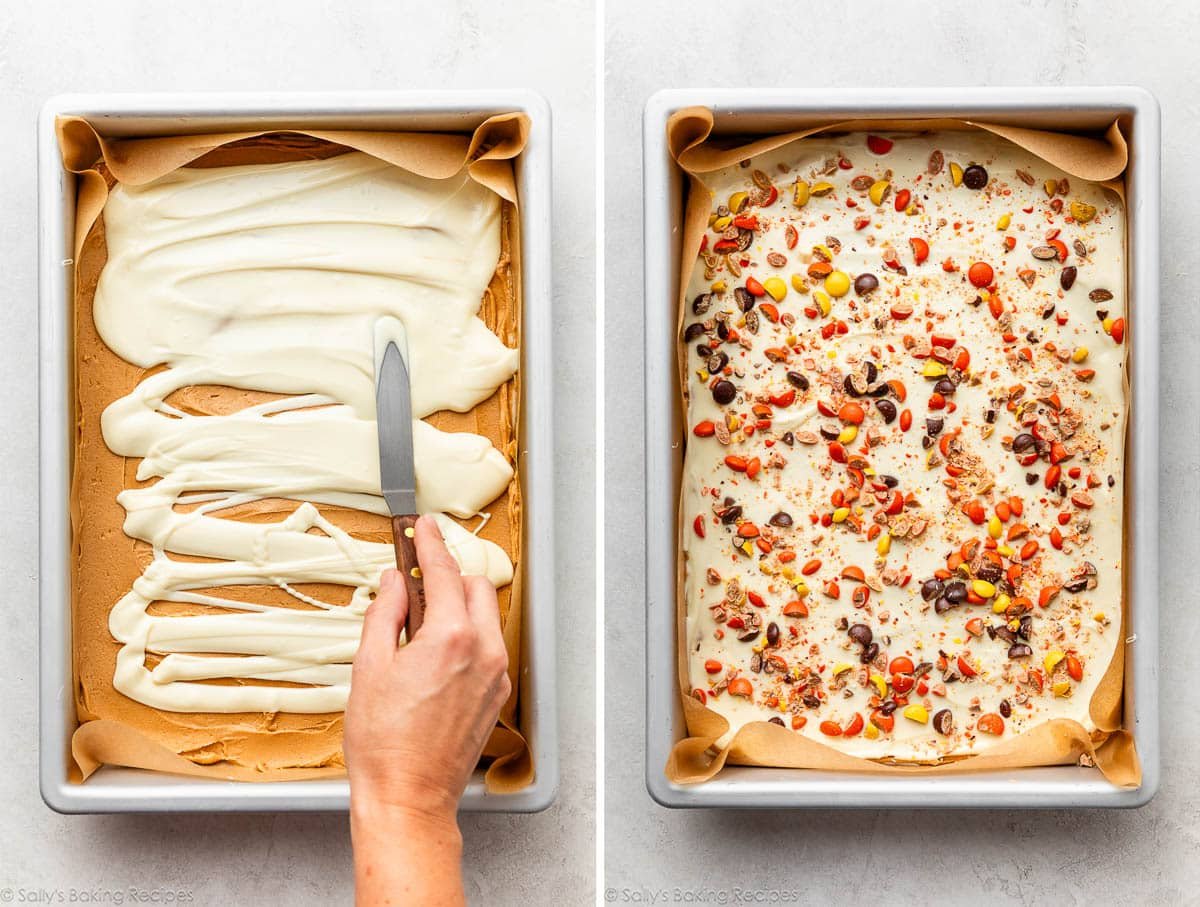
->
[59,114,534,793]
[665,106,1139,788]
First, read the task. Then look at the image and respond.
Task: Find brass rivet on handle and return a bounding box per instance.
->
[404,527,415,538]
[410,567,422,579]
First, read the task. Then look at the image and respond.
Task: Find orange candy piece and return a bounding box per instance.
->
[870,709,895,733]
[838,402,865,424]
[1067,655,1084,681]
[977,713,1005,735]
[728,677,754,698]
[909,237,930,264]
[968,261,994,288]
[783,600,809,618]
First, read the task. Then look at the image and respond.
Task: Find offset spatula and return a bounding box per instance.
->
[375,328,425,640]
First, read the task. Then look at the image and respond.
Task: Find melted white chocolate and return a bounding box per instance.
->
[94,152,517,713]
[682,131,1126,760]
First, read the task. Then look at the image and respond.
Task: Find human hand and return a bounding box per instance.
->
[345,514,510,905]
[347,514,511,819]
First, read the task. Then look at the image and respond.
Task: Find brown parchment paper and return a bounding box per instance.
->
[665,107,1140,788]
[59,114,534,792]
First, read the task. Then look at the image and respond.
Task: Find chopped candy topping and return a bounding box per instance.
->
[682,130,1125,763]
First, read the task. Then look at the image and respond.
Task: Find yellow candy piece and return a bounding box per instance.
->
[996,213,1012,230]
[838,425,858,444]
[1044,650,1065,673]
[1053,680,1073,698]
[950,162,964,187]
[728,191,749,213]
[972,580,997,599]
[712,215,732,231]
[824,271,851,298]
[792,181,810,207]
[1102,317,1114,333]
[1072,346,1089,363]
[1070,201,1097,223]
[763,277,787,302]
[876,532,891,557]
[833,662,854,677]
[711,280,728,293]
[791,273,806,293]
[869,179,891,206]
[903,704,929,723]
[870,674,887,698]
[987,516,1002,539]
[811,181,836,197]
[815,291,832,316]
[922,360,947,378]
[1044,179,1057,197]
[864,723,880,740]
[832,507,850,523]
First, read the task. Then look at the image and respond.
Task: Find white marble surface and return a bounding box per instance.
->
[605,0,1200,903]
[0,1,594,903]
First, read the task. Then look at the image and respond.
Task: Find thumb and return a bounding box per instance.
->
[358,569,409,662]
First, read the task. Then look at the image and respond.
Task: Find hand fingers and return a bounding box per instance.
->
[463,574,509,691]
[462,574,503,637]
[412,514,468,631]
[357,568,408,663]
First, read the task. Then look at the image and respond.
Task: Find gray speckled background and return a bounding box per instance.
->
[604,0,1200,903]
[0,1,594,903]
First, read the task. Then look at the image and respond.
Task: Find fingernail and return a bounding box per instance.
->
[379,568,398,590]
[419,514,444,540]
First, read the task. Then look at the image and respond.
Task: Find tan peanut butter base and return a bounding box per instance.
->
[68,127,531,789]
[681,130,1128,765]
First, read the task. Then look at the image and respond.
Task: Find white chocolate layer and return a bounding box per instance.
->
[95,152,517,713]
[682,131,1125,760]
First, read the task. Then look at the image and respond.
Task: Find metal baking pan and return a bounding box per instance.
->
[38,91,557,813]
[643,87,1159,808]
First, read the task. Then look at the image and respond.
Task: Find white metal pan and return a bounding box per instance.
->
[643,87,1159,808]
[38,91,557,813]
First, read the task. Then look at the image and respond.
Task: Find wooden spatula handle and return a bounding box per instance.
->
[391,513,425,640]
